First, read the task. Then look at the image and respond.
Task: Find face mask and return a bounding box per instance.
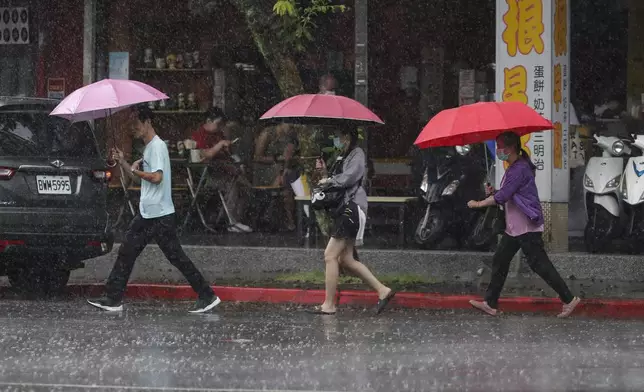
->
[496,149,510,161]
[333,137,345,149]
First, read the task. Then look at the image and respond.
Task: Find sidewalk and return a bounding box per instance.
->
[71,244,644,299]
[65,283,644,319]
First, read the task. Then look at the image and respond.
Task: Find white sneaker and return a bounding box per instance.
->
[188,296,222,313]
[228,225,243,233]
[87,297,123,312]
[233,222,253,233]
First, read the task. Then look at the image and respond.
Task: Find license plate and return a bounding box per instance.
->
[36,175,72,195]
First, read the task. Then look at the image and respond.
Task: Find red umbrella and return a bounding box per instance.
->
[260,94,384,125]
[414,101,553,149]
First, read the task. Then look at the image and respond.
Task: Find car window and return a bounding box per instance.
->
[0,111,98,158]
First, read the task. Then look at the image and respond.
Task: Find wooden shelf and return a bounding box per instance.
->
[153,110,206,115]
[135,68,210,73]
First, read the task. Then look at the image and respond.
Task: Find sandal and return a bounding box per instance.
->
[376,291,396,314]
[306,306,336,316]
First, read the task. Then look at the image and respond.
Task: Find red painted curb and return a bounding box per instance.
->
[67,284,644,318]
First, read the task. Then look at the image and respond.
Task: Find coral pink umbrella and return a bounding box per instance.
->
[260,94,384,125]
[414,101,553,149]
[50,79,168,123]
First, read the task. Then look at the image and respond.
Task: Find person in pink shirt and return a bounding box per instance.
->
[466,131,581,318]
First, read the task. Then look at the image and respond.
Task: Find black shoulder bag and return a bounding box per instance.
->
[311,158,345,211]
[311,156,363,214]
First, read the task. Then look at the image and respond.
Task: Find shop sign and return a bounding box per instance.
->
[47,78,65,99]
[495,0,570,202]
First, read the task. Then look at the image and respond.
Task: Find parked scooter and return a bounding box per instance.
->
[620,132,644,250]
[583,132,631,253]
[414,144,496,250]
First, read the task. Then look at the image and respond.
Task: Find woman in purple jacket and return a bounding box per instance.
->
[467,131,581,318]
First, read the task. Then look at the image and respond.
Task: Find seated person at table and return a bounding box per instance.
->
[192,107,253,233]
[254,123,300,231]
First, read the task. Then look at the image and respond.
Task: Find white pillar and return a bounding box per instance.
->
[495,0,571,251]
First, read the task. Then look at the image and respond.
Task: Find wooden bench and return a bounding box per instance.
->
[295,195,416,247]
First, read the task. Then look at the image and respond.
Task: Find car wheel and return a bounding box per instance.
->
[8,266,71,296]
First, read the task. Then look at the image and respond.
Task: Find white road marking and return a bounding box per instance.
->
[0,382,350,392]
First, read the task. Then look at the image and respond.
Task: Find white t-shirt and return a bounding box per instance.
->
[139,135,175,219]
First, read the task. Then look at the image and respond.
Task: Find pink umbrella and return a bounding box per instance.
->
[260,94,384,125]
[50,79,168,123]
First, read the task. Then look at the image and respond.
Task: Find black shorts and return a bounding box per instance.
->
[283,168,301,187]
[331,201,360,240]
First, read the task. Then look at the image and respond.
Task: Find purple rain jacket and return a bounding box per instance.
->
[493,157,545,226]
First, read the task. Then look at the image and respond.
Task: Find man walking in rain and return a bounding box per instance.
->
[88,106,221,313]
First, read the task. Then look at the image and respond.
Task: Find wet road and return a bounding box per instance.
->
[0,300,642,391]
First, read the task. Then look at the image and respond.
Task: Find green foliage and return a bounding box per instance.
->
[273,0,347,51]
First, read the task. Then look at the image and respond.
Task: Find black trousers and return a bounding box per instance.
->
[106,214,215,302]
[485,232,574,309]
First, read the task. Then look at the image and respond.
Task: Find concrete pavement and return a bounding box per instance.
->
[0,300,643,391]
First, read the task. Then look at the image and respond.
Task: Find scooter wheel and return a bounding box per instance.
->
[414,212,445,248]
[584,207,617,253]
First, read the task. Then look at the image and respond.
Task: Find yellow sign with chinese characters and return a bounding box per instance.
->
[553,122,563,169]
[502,66,528,104]
[553,63,562,112]
[496,0,570,202]
[554,0,568,56]
[502,66,531,169]
[502,0,545,57]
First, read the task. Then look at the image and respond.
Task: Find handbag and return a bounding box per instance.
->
[310,155,363,213]
[311,185,345,211]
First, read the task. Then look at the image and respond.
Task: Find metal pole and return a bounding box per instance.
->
[83,0,97,85]
[354,0,368,153]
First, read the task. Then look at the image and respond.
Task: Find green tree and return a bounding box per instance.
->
[228,0,345,97]
[228,0,346,235]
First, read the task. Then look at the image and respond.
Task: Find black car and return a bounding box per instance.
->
[0,97,113,294]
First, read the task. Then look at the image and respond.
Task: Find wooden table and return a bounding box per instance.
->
[295,195,416,247]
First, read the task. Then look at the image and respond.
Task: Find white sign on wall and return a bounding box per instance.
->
[495,0,570,202]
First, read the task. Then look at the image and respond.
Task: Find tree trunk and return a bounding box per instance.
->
[229,0,304,97]
[231,0,327,232]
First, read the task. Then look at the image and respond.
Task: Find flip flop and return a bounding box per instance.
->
[376,291,396,314]
[306,307,336,316]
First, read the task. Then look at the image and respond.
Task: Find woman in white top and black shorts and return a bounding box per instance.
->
[311,127,396,315]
